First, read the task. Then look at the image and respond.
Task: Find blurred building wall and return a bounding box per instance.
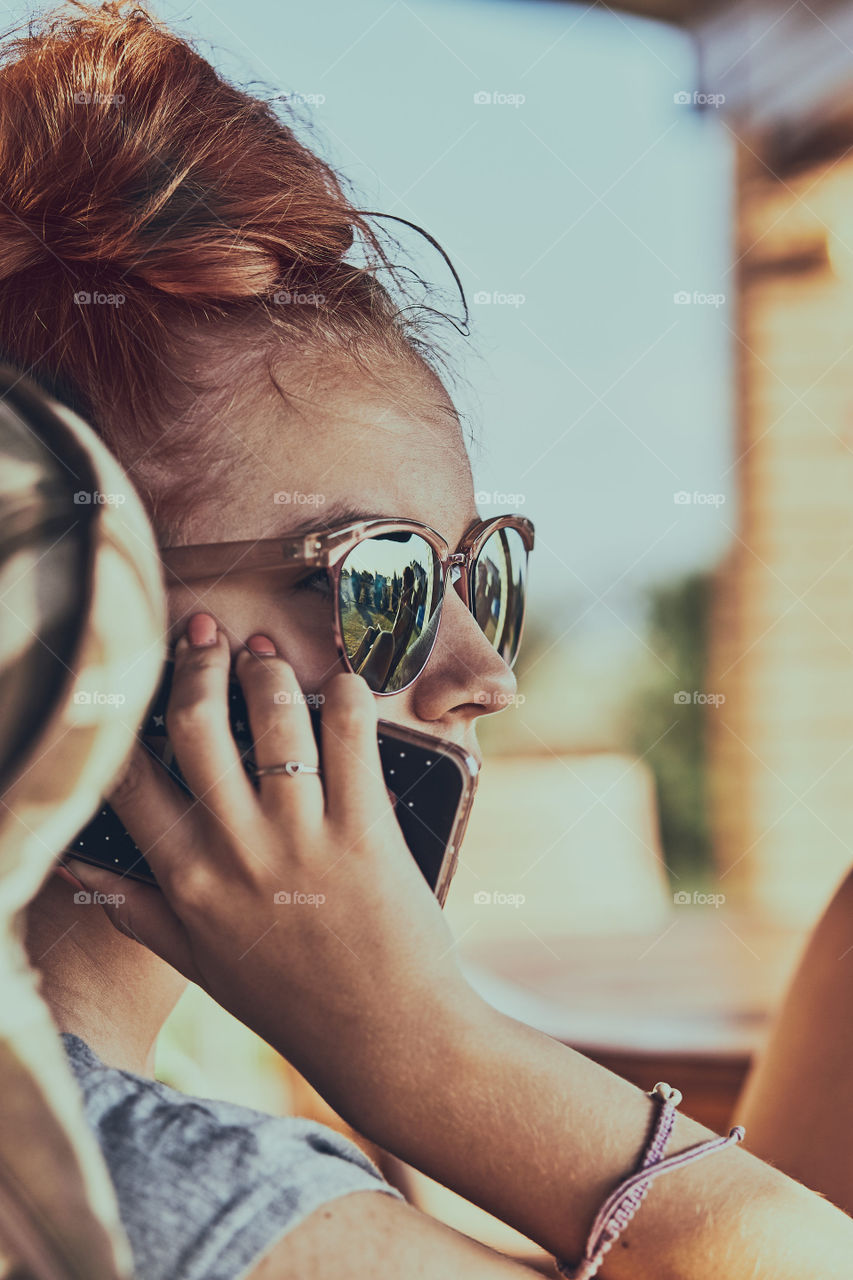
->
[708,142,853,925]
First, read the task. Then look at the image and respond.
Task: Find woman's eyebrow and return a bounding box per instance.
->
[275,502,391,539]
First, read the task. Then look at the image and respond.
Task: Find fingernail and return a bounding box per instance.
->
[188,613,218,647]
[246,634,276,656]
[54,862,87,891]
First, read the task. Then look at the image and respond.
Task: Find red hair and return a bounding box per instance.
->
[0,2,461,538]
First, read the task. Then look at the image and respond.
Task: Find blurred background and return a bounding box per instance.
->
[15,0,853,1268]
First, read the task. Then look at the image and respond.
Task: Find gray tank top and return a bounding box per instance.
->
[61,1032,403,1280]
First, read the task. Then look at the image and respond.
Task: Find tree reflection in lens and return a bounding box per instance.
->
[340,536,441,692]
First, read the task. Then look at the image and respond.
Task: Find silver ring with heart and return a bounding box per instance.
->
[252,761,322,778]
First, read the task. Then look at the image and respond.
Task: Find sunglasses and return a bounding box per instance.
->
[160,513,534,695]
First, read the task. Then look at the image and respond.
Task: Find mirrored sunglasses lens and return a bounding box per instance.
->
[473,526,527,665]
[339,533,442,692]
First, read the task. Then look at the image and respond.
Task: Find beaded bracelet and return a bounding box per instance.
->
[555,1082,746,1280]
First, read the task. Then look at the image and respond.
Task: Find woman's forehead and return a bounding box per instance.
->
[206,379,475,544]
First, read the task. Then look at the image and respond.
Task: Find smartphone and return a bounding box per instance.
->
[68,659,479,905]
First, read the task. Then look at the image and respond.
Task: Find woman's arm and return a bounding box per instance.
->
[249,1192,547,1279]
[304,983,853,1280]
[733,864,853,1214]
[66,625,853,1279]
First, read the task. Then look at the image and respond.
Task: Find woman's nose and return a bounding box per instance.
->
[410,586,520,722]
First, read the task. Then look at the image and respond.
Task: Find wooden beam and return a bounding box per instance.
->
[694,0,853,168]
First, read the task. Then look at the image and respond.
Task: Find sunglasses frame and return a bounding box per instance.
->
[160,513,535,695]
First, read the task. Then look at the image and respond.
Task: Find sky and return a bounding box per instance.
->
[7,0,735,626]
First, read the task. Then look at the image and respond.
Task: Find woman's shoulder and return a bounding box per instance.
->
[60,1032,403,1280]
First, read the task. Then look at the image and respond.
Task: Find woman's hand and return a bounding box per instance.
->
[64,616,480,1120]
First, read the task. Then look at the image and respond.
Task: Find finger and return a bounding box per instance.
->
[234,637,323,827]
[60,857,200,980]
[350,625,378,671]
[319,673,394,835]
[105,738,200,895]
[358,630,395,688]
[166,619,258,828]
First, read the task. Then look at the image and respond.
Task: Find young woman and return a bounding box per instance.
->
[7,4,852,1278]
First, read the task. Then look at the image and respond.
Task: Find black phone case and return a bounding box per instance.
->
[68,661,479,904]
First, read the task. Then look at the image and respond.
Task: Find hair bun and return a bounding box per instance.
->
[0,2,431,550]
[0,4,357,299]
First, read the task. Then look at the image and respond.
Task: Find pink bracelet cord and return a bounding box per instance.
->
[556,1084,745,1280]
